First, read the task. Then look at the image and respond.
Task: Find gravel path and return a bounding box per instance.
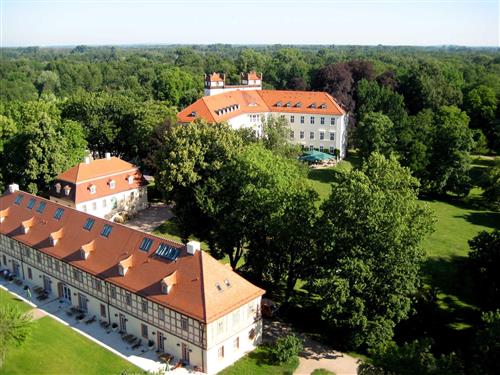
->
[263,319,360,375]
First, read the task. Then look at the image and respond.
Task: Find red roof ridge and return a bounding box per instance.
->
[199,249,208,322]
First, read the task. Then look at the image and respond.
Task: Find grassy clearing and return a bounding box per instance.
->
[0,316,139,375]
[0,287,33,313]
[217,345,299,375]
[306,153,359,201]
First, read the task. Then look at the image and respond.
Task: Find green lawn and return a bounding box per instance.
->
[217,345,299,375]
[1,316,139,375]
[306,153,359,201]
[0,287,33,313]
[311,369,336,375]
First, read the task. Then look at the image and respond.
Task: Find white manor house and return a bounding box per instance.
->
[0,185,265,374]
[178,72,348,158]
[49,154,148,220]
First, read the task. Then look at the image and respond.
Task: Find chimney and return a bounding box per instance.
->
[187,241,200,255]
[105,152,111,160]
[84,156,91,165]
[8,183,19,194]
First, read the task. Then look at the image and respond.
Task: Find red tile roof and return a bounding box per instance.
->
[0,191,264,323]
[206,72,224,82]
[177,89,345,123]
[52,157,146,204]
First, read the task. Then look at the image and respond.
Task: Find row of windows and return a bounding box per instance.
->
[290,116,336,125]
[291,131,335,141]
[87,176,135,195]
[1,235,201,345]
[81,190,142,213]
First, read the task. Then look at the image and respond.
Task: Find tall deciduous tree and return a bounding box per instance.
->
[153,121,243,259]
[464,85,498,149]
[2,100,87,193]
[356,112,396,159]
[311,153,434,350]
[468,230,500,309]
[426,106,473,196]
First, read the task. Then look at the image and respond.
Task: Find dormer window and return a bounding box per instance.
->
[296,102,302,108]
[49,228,63,246]
[286,102,292,107]
[108,180,116,189]
[160,271,177,294]
[190,111,197,117]
[310,103,317,109]
[55,183,61,193]
[127,176,134,185]
[320,103,327,109]
[118,255,133,276]
[64,185,71,196]
[89,184,96,194]
[276,101,282,107]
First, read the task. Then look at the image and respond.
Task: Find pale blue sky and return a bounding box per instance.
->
[1,0,499,47]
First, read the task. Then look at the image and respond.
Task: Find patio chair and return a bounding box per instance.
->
[131,339,141,350]
[127,335,137,344]
[84,315,96,325]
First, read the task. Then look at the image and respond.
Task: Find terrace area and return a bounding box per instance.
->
[0,272,202,375]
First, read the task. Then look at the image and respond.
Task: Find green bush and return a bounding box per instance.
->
[270,334,303,365]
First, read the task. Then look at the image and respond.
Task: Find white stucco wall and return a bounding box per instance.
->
[75,187,148,219]
[204,297,263,374]
[227,112,347,157]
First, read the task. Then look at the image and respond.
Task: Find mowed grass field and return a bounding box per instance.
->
[0,289,139,375]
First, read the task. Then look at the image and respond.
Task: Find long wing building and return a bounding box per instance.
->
[178,72,348,158]
[0,184,265,374]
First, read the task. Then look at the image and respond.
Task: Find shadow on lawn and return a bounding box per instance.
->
[404,256,481,354]
[458,211,500,230]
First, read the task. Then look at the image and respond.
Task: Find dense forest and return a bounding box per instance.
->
[1,45,500,374]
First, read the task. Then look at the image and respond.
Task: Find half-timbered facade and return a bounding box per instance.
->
[0,185,264,374]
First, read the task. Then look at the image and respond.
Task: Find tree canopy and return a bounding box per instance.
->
[311,153,435,350]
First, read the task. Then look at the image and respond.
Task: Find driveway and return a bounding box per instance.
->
[264,319,360,375]
[124,202,173,233]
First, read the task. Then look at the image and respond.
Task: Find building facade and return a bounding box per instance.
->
[0,186,264,374]
[179,74,348,158]
[49,154,148,220]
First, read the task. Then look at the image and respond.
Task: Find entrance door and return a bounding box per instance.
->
[182,343,190,364]
[43,276,52,294]
[60,284,72,303]
[157,332,165,352]
[78,293,88,312]
[119,313,127,332]
[12,261,20,277]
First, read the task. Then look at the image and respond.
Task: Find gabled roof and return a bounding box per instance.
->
[51,157,146,204]
[56,157,137,183]
[177,89,345,123]
[0,191,264,323]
